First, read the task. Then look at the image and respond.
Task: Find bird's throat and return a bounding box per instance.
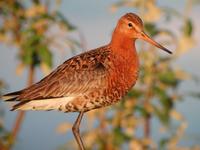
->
[111,33,134,49]
[110,31,137,60]
[110,31,139,90]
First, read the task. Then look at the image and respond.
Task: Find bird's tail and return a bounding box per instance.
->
[1,90,22,101]
[2,92,74,111]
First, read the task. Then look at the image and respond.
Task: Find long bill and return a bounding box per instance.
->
[140,31,172,54]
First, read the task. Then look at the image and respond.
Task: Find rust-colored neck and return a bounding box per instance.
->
[110,28,137,59]
[109,28,139,91]
[111,30,134,49]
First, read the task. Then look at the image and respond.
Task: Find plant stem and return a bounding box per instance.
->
[144,63,156,146]
[0,141,7,150]
[144,91,152,139]
[144,114,151,138]
[12,64,35,143]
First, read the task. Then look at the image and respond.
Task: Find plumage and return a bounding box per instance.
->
[12,97,75,111]
[4,44,139,112]
[2,13,172,150]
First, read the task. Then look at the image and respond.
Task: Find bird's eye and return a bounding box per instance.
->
[128,22,133,28]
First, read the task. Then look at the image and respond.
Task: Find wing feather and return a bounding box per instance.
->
[6,46,112,102]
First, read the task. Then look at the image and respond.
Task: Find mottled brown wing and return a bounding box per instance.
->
[15,47,111,101]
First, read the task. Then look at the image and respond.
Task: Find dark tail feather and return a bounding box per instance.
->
[2,90,22,101]
[11,101,30,111]
[3,90,22,97]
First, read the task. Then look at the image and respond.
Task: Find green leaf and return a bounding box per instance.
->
[127,89,143,98]
[32,0,40,5]
[183,18,193,37]
[153,105,170,125]
[159,71,179,86]
[159,138,169,149]
[154,86,174,109]
[38,44,52,67]
[20,47,34,65]
[21,30,42,65]
[134,105,149,118]
[144,23,159,37]
[113,126,130,146]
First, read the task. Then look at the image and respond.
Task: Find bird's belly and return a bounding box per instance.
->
[61,97,111,113]
[63,86,135,113]
[62,68,139,112]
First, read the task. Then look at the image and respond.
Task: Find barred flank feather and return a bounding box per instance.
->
[12,97,74,111]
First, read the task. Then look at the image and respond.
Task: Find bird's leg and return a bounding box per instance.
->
[72,111,85,150]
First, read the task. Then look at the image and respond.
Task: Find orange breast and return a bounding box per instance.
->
[103,49,139,105]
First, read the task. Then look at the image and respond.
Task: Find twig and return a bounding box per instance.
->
[11,64,35,145]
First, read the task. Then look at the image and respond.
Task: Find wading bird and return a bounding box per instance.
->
[3,13,172,150]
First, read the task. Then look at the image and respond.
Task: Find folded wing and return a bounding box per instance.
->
[3,46,112,111]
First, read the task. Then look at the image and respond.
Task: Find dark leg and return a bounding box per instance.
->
[72,111,85,150]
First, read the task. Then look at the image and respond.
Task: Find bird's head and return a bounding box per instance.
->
[114,13,172,54]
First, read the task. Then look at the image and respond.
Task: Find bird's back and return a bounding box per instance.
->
[4,44,137,112]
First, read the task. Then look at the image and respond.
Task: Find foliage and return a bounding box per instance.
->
[0,80,13,150]
[0,0,78,74]
[57,0,199,150]
[0,0,78,149]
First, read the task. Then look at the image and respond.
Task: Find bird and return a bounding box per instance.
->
[2,13,172,150]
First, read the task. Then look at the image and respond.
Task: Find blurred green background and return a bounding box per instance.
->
[0,0,200,150]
